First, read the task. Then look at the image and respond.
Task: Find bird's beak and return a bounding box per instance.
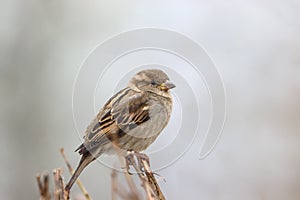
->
[159,81,176,91]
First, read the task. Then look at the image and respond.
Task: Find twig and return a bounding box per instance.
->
[36,147,166,200]
[111,168,141,200]
[53,169,67,200]
[111,170,118,200]
[126,153,155,200]
[125,152,166,200]
[111,169,132,200]
[60,148,92,200]
[141,159,165,200]
[36,172,51,200]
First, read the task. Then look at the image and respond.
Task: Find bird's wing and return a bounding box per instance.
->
[76,88,150,155]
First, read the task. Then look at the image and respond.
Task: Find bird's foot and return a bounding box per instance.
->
[125,151,151,175]
[135,152,150,167]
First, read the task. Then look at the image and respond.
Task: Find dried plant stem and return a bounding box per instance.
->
[111,169,137,200]
[125,152,166,200]
[111,170,118,200]
[53,169,67,200]
[36,148,166,200]
[60,148,92,200]
[36,173,51,200]
[141,159,165,200]
[126,153,155,200]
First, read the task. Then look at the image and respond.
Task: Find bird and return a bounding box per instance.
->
[65,69,176,191]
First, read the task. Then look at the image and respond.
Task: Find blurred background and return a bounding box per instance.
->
[1,0,300,199]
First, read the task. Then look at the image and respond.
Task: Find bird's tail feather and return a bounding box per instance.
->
[65,153,94,191]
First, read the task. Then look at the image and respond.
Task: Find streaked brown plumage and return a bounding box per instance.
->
[65,69,175,191]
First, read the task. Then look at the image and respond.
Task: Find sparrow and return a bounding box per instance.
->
[65,69,176,191]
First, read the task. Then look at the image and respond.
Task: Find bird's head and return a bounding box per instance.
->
[128,69,176,96]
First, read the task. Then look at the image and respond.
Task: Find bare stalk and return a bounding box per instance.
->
[36,172,51,200]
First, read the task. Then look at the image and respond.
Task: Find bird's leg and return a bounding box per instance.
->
[125,156,133,175]
[124,150,135,175]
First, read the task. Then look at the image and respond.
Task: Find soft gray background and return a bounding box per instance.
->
[1,1,300,199]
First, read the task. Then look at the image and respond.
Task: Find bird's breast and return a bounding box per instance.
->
[117,97,172,152]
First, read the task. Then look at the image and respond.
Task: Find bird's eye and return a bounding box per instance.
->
[151,81,156,86]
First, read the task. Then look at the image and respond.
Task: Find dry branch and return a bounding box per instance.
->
[36,172,51,200]
[125,152,166,200]
[53,169,67,200]
[141,159,165,200]
[36,148,167,200]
